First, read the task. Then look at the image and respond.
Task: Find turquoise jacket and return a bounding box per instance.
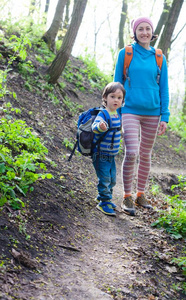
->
[114,43,170,122]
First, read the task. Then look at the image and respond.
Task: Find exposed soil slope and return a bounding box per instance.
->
[0,55,186,300]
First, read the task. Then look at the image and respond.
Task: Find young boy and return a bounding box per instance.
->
[92,82,125,216]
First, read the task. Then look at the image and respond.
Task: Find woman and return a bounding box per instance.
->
[114,16,170,216]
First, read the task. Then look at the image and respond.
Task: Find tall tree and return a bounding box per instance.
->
[118,0,128,50]
[93,7,107,58]
[63,0,70,29]
[44,0,50,13]
[158,0,184,59]
[28,0,36,16]
[47,0,88,84]
[151,0,170,47]
[43,0,50,25]
[183,43,186,116]
[42,0,68,52]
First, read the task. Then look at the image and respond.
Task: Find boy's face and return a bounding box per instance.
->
[104,89,123,112]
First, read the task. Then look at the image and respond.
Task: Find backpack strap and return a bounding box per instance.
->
[155,48,163,70]
[123,46,163,85]
[123,45,133,86]
[155,48,163,84]
[101,109,111,127]
[101,108,121,131]
[68,140,78,161]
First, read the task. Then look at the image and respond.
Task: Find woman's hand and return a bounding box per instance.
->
[158,121,167,136]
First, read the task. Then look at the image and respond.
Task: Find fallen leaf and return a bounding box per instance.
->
[165,265,177,273]
[148,295,155,300]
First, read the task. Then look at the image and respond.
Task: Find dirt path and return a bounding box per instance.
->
[151,166,186,175]
[8,164,185,300]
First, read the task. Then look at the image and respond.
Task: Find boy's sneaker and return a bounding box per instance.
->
[121,196,135,216]
[96,201,116,216]
[135,194,152,209]
[95,198,117,209]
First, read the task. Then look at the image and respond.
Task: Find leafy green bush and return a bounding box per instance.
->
[0,117,53,209]
[151,176,186,239]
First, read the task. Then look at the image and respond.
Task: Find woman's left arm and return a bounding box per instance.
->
[159,55,170,124]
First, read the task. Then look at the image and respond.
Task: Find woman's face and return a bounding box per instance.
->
[135,22,153,47]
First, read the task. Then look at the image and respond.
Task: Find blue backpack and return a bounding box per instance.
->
[68,106,120,161]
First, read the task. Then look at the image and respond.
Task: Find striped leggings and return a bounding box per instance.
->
[122,114,159,194]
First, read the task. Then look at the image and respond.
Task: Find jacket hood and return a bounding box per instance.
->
[132,42,155,58]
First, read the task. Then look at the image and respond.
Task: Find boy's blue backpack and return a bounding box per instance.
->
[68,106,118,161]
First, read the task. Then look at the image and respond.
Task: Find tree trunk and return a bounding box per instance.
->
[93,10,107,58]
[44,0,50,13]
[28,0,36,16]
[47,0,88,84]
[151,0,170,47]
[118,0,128,50]
[42,0,68,52]
[63,0,70,29]
[158,0,184,59]
[183,43,186,116]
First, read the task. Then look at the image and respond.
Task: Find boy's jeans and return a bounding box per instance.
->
[92,153,116,201]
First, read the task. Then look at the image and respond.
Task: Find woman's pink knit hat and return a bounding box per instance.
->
[131,17,154,33]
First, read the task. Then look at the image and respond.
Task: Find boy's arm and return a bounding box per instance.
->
[92,113,109,134]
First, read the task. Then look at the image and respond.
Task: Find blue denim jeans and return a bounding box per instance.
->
[92,153,116,201]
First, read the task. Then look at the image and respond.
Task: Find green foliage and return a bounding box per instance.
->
[171,175,186,192]
[62,53,112,93]
[171,253,186,293]
[8,35,32,60]
[63,96,83,115]
[171,256,186,276]
[18,60,35,78]
[0,15,45,44]
[172,282,186,295]
[62,61,86,90]
[150,184,161,196]
[78,52,112,89]
[168,113,186,142]
[35,41,55,65]
[62,138,74,151]
[63,65,74,83]
[118,139,124,155]
[0,32,34,99]
[58,81,66,89]
[0,69,17,102]
[151,176,186,239]
[0,113,53,209]
[1,33,32,72]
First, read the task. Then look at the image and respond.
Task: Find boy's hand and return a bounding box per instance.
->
[99,121,108,131]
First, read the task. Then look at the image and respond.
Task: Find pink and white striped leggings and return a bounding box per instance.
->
[122,114,160,194]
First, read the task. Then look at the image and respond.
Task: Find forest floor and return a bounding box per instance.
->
[0,55,186,300]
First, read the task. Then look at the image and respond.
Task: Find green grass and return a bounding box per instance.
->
[168,113,186,142]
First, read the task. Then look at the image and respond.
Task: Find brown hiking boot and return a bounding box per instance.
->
[135,194,152,209]
[121,196,135,216]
